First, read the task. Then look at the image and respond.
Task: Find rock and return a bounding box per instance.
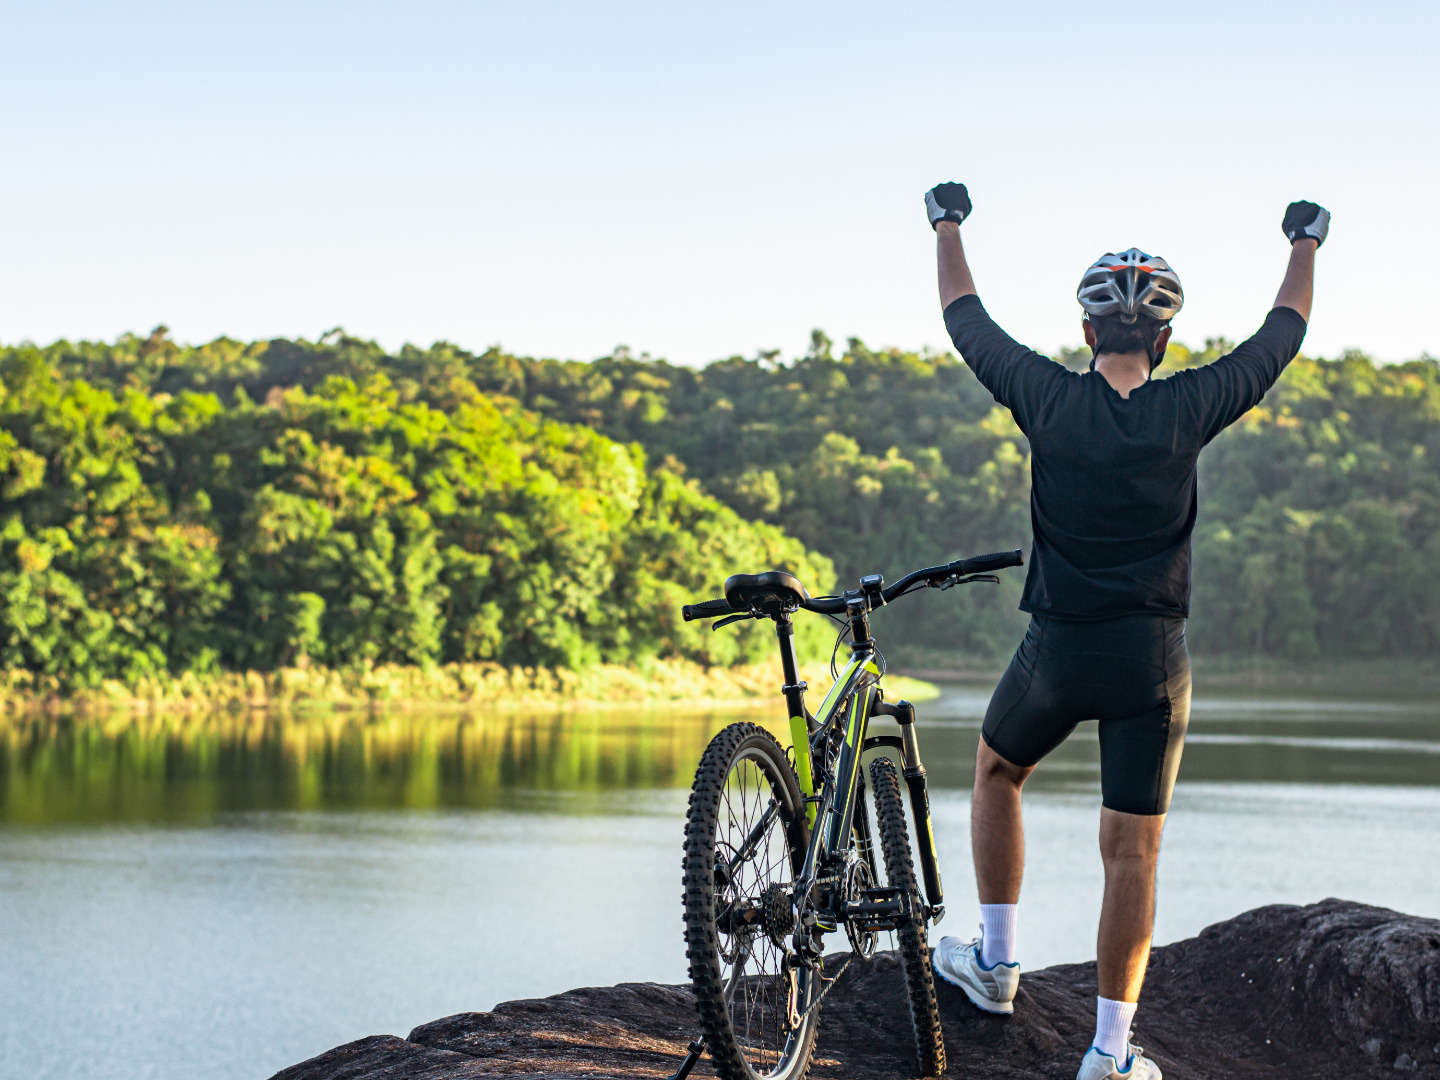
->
[271,899,1440,1079]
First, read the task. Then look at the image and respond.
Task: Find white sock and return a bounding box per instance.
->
[1094,996,1138,1064]
[978,903,1017,966]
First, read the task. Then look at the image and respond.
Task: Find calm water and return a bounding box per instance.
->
[2,684,1438,1080]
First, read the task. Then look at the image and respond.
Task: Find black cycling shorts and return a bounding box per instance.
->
[981,614,1191,815]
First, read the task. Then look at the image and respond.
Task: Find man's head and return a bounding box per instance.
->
[1077,248,1183,370]
[1082,315,1174,370]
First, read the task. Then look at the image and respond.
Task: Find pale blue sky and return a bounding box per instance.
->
[3,0,1436,364]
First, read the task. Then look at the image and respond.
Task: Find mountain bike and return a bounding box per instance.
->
[670,549,1024,1080]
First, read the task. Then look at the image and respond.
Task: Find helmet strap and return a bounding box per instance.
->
[1089,336,1167,374]
[1149,329,1170,371]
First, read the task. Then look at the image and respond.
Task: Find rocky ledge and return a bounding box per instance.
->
[272,899,1439,1079]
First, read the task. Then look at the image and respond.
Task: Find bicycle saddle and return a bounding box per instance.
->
[723,571,810,615]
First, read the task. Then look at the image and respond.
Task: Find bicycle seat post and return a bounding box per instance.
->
[775,612,807,719]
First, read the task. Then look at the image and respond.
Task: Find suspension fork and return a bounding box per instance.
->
[870,698,944,912]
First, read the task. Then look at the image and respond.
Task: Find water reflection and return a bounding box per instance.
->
[2,685,1436,826]
[2,687,1437,1080]
[0,710,765,824]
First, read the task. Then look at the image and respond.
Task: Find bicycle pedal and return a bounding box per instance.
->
[859,886,905,903]
[838,885,911,930]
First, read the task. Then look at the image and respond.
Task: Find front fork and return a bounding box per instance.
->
[870,698,945,916]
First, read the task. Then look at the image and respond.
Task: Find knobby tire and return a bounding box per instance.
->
[870,755,947,1077]
[683,722,816,1080]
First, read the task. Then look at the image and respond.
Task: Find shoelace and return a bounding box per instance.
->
[1125,1033,1145,1069]
[945,928,983,955]
[967,923,984,956]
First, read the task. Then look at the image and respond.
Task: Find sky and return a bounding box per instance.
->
[3,0,1437,366]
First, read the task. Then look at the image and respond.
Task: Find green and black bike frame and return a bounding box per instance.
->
[774,585,945,935]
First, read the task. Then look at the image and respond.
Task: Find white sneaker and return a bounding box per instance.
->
[931,933,1020,1014]
[1076,1041,1162,1080]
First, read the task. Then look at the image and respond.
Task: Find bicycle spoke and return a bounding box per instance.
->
[719,754,794,1073]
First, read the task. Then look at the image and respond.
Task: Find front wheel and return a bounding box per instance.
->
[870,755,946,1078]
[683,722,817,1080]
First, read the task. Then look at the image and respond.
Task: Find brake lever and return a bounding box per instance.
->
[938,573,999,590]
[712,612,763,631]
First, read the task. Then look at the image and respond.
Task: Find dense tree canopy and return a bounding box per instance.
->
[3,323,1437,686]
[0,339,834,687]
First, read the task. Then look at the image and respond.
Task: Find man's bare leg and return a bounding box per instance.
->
[971,739,1035,903]
[932,738,1035,1010]
[1096,808,1166,1000]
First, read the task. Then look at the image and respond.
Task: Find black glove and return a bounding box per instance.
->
[1282,201,1330,247]
[925,182,972,229]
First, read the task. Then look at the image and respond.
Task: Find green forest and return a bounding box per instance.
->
[3,323,1438,695]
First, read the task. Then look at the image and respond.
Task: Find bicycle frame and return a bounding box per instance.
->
[770,604,945,951]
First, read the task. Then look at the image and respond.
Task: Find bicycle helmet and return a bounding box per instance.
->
[1076,248,1184,324]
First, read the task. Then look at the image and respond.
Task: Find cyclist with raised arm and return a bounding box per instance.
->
[921,182,1329,1080]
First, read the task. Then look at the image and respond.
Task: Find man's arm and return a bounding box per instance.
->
[1274,199,1329,320]
[1177,200,1329,444]
[926,182,1067,430]
[1273,238,1317,322]
[926,181,977,308]
[936,222,977,309]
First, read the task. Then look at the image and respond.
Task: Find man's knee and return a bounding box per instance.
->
[1098,807,1165,866]
[976,738,1034,788]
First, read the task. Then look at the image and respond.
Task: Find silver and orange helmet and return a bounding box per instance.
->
[1077,248,1184,324]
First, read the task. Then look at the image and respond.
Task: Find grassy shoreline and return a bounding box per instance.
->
[5,653,1435,718]
[0,660,940,718]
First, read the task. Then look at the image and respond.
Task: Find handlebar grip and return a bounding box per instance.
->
[954,549,1024,575]
[682,598,735,621]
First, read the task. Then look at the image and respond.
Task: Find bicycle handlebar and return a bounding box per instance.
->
[681,549,1024,621]
[681,598,735,621]
[953,549,1025,576]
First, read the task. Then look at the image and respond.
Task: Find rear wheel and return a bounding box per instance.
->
[870,755,946,1078]
[683,722,817,1080]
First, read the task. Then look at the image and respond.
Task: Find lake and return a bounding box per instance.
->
[2,683,1438,1080]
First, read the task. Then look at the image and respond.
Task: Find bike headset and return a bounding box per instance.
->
[1076,248,1184,372]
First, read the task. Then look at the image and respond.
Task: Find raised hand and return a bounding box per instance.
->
[925,182,972,230]
[1282,201,1330,247]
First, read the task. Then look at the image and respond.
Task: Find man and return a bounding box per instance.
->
[921,181,1329,1080]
